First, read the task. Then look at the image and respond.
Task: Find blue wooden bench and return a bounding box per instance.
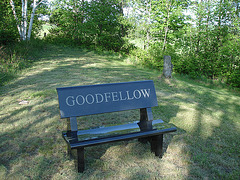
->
[56,80,177,172]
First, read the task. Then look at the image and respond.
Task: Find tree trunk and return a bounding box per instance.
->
[23,0,28,40]
[196,0,203,53]
[27,0,42,40]
[146,0,151,50]
[27,7,37,41]
[10,0,22,39]
[120,0,125,37]
[10,0,42,41]
[163,0,170,52]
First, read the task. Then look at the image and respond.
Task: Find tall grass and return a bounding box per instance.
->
[0,39,45,86]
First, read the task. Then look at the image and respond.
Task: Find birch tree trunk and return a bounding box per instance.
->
[21,0,25,40]
[10,0,43,41]
[27,0,40,40]
[23,0,28,40]
[10,0,22,39]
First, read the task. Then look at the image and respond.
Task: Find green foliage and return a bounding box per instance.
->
[174,0,240,87]
[0,0,19,44]
[128,41,180,71]
[128,0,240,88]
[1,0,47,42]
[129,48,150,67]
[47,0,129,52]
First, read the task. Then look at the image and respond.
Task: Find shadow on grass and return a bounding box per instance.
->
[0,46,178,179]
[0,45,239,179]
[157,77,240,178]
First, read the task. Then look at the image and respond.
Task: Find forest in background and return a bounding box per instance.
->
[0,0,240,88]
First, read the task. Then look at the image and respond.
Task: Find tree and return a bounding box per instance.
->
[173,0,240,86]
[0,0,19,44]
[151,0,189,51]
[49,0,127,51]
[129,0,152,50]
[10,0,44,41]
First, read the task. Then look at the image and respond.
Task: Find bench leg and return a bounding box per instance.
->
[77,147,85,173]
[67,145,74,159]
[150,134,163,158]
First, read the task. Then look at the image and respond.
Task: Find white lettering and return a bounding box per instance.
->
[133,90,141,99]
[65,88,151,107]
[141,89,151,98]
[95,93,104,103]
[86,94,94,104]
[76,95,85,105]
[66,96,75,106]
[119,91,127,101]
[112,92,119,101]
[126,91,134,100]
[104,92,111,102]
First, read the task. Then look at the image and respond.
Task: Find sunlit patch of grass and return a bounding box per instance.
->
[0,45,239,179]
[31,89,56,98]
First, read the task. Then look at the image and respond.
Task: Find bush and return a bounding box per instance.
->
[128,42,180,72]
[129,48,149,66]
[0,29,18,45]
[226,66,240,88]
[0,39,45,86]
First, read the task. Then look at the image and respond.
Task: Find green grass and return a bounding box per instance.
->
[0,40,46,86]
[0,45,239,179]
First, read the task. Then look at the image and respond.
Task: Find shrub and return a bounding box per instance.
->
[0,39,45,86]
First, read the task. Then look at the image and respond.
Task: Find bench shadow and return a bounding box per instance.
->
[71,104,182,174]
[0,46,193,179]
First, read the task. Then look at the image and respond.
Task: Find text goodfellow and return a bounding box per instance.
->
[65,89,151,106]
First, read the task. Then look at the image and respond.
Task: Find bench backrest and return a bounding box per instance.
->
[57,80,158,118]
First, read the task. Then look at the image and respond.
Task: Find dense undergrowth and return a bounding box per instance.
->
[128,44,240,89]
[0,39,45,86]
[1,39,239,92]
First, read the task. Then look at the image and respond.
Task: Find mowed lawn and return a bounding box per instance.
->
[0,46,239,179]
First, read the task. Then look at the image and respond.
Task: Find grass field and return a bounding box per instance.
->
[0,45,239,179]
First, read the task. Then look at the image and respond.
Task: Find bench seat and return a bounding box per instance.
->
[57,80,177,172]
[63,119,176,148]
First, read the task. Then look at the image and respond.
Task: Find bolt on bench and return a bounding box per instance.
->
[56,80,177,172]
